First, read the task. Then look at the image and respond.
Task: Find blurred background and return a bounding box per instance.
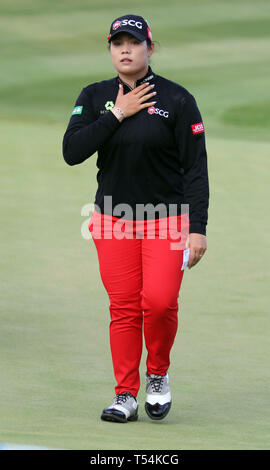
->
[0,0,269,450]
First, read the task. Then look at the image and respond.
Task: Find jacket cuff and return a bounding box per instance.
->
[189,222,207,235]
[105,109,122,127]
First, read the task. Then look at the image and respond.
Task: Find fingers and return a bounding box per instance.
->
[140,100,157,109]
[120,82,156,102]
[186,233,207,268]
[117,83,124,95]
[133,82,152,95]
[135,83,155,98]
[136,84,157,106]
[139,91,157,104]
[188,249,206,268]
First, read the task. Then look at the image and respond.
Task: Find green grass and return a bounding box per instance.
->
[1,0,270,450]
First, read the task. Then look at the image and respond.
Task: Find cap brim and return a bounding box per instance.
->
[108,29,145,42]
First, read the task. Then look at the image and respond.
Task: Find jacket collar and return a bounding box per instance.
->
[116,65,155,91]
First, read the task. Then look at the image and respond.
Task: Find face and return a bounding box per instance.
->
[109,32,154,76]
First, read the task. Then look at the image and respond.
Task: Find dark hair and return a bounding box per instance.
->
[107,36,156,51]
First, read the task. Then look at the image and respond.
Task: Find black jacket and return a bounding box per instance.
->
[62,66,209,235]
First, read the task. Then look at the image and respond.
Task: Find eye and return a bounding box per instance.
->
[112,38,122,46]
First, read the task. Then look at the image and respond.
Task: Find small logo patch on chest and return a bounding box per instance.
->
[105,101,114,110]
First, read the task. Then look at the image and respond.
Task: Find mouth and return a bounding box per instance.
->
[120,58,133,63]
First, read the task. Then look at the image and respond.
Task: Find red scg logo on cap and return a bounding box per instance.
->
[113,21,121,30]
[147,27,152,41]
[148,106,156,115]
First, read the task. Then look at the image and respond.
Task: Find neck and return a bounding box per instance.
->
[118,64,149,89]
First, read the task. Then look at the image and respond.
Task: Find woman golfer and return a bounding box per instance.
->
[62,14,209,423]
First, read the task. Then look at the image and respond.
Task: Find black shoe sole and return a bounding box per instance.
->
[144,401,172,421]
[101,411,138,423]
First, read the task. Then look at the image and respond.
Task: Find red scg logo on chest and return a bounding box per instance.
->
[147,106,169,118]
[148,106,156,115]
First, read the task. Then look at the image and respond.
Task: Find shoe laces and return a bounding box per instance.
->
[114,392,134,405]
[149,374,165,393]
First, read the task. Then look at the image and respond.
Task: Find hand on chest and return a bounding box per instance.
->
[98,91,174,147]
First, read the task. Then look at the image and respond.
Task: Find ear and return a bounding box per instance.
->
[147,42,155,58]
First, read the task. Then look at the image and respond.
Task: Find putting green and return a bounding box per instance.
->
[0,0,269,450]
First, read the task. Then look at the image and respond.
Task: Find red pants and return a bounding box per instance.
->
[88,210,189,397]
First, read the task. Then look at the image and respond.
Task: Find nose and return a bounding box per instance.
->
[121,42,131,53]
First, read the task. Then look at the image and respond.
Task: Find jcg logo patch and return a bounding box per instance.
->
[191,122,204,134]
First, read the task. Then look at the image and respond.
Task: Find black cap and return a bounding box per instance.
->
[107,14,152,43]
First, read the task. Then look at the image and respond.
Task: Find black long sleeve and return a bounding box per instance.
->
[174,93,209,235]
[62,66,209,234]
[62,88,121,166]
